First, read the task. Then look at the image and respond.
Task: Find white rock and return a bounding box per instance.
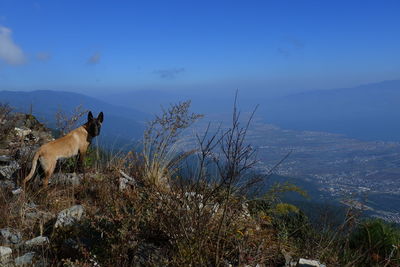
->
[55,205,84,228]
[14,127,32,137]
[51,173,81,186]
[184,192,204,209]
[14,252,35,266]
[24,236,49,248]
[119,170,136,191]
[298,258,322,267]
[241,202,251,218]
[0,246,12,261]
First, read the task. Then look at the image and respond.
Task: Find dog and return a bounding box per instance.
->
[23,111,103,188]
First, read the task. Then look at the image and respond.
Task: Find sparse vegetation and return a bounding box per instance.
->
[0,101,399,266]
[0,103,15,145]
[348,219,400,266]
[142,100,202,187]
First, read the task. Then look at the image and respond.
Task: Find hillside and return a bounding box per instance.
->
[0,105,399,266]
[188,116,400,223]
[2,88,400,223]
[246,121,400,223]
[0,90,149,146]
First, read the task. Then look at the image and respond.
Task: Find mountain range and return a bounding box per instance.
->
[1,79,400,142]
[100,80,400,141]
[262,80,400,141]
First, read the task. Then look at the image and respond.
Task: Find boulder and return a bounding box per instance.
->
[14,252,35,266]
[0,160,20,179]
[0,246,12,262]
[14,127,32,138]
[0,228,22,245]
[298,258,325,267]
[55,205,85,228]
[24,236,49,249]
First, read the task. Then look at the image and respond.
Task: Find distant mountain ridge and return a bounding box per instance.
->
[0,90,150,146]
[2,79,400,142]
[98,79,400,141]
[261,80,400,141]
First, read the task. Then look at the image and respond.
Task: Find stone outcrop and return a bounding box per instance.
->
[55,205,85,228]
[0,113,54,191]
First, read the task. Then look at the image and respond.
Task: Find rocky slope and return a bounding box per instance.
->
[0,113,351,266]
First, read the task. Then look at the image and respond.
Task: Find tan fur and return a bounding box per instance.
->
[23,126,90,188]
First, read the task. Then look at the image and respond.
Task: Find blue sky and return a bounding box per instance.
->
[0,0,399,95]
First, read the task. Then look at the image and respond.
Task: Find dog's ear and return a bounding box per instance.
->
[98,112,104,123]
[88,111,94,121]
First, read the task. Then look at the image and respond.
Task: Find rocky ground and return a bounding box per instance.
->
[0,113,331,266]
[0,113,89,265]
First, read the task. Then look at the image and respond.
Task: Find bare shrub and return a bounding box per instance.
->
[0,102,12,123]
[126,94,281,265]
[0,103,14,144]
[142,100,203,187]
[55,105,88,136]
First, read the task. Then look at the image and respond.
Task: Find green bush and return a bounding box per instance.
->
[349,218,400,266]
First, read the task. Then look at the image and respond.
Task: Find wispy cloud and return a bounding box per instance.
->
[0,25,26,65]
[277,36,304,58]
[36,52,51,62]
[284,37,304,49]
[154,67,185,79]
[87,52,101,65]
[277,47,290,58]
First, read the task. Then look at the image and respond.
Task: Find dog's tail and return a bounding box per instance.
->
[23,151,40,187]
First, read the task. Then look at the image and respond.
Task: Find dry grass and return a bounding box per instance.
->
[1,101,399,266]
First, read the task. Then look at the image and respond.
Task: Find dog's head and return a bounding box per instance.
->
[86,111,104,137]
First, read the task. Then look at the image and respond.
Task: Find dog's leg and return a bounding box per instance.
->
[78,149,87,179]
[73,154,80,173]
[77,153,85,173]
[43,160,56,188]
